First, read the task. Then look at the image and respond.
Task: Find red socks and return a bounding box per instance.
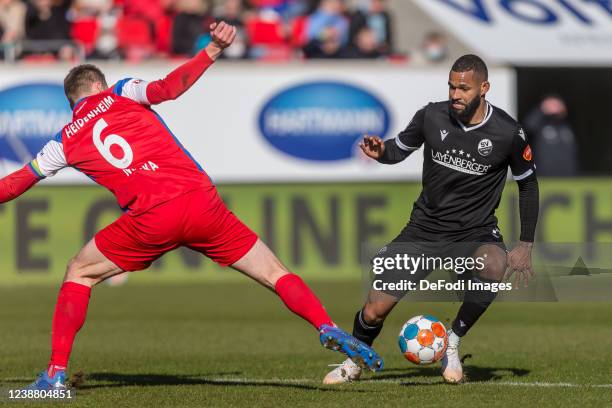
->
[274,274,333,330]
[44,276,328,376]
[48,282,91,375]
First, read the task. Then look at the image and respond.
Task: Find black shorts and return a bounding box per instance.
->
[370,223,506,299]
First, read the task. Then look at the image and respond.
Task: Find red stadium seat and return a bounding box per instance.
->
[289,16,308,48]
[245,15,291,60]
[71,19,100,54]
[21,54,58,63]
[155,15,173,54]
[245,17,286,45]
[116,16,152,46]
[249,0,286,7]
[116,16,154,60]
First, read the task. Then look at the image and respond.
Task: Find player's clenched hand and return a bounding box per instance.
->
[504,242,534,288]
[210,21,237,49]
[359,135,385,160]
[205,21,237,60]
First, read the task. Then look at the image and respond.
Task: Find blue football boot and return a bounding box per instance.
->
[25,370,67,390]
[319,324,383,372]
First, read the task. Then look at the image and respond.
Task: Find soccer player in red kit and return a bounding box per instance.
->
[0,22,382,390]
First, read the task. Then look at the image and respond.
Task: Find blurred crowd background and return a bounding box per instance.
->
[0,0,456,62]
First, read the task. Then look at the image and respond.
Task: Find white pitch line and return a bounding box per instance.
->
[193,378,612,389]
[365,379,612,388]
[464,381,612,389]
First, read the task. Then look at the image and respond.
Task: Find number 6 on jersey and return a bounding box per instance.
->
[93,118,134,169]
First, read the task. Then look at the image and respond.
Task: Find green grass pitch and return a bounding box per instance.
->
[1,281,611,407]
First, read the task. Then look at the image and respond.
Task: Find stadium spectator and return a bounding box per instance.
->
[345,26,381,59]
[302,26,345,58]
[0,0,26,45]
[524,95,579,177]
[24,0,75,60]
[349,0,392,55]
[92,6,118,59]
[6,0,399,61]
[216,0,248,27]
[420,32,448,63]
[171,0,215,56]
[214,0,249,58]
[25,0,71,41]
[69,0,118,59]
[303,0,349,58]
[409,32,449,65]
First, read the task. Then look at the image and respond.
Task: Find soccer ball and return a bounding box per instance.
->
[398,315,448,365]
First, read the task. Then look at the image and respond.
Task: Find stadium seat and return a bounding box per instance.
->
[154,15,173,54]
[245,15,291,61]
[21,54,58,63]
[289,16,308,48]
[245,17,286,46]
[71,19,100,55]
[249,0,286,7]
[116,16,154,60]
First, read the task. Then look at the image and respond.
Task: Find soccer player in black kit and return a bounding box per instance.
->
[324,55,539,384]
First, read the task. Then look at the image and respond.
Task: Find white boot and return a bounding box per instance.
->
[323,358,362,384]
[441,330,463,383]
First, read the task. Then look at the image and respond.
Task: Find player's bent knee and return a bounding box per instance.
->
[472,244,507,281]
[476,252,507,281]
[63,259,89,285]
[231,239,292,290]
[63,258,104,287]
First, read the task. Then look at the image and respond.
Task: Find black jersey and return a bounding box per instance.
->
[395,101,535,235]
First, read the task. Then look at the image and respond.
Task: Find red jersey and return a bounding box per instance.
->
[34,79,213,215]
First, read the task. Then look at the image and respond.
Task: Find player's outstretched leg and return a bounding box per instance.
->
[230,239,383,372]
[26,239,123,390]
[442,244,507,383]
[324,289,398,384]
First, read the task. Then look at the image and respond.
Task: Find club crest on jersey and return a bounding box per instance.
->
[523,145,532,161]
[440,129,449,141]
[477,139,493,157]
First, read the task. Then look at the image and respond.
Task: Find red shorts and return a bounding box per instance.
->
[95,187,258,271]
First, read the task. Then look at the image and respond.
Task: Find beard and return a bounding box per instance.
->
[450,96,482,123]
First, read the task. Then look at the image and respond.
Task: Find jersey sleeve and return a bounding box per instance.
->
[112,78,150,105]
[395,107,426,152]
[31,135,67,178]
[509,125,536,181]
[0,165,41,204]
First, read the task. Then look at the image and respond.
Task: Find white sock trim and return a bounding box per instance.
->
[358,310,381,330]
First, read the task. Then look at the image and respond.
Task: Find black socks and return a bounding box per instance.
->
[452,275,500,337]
[352,309,383,346]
